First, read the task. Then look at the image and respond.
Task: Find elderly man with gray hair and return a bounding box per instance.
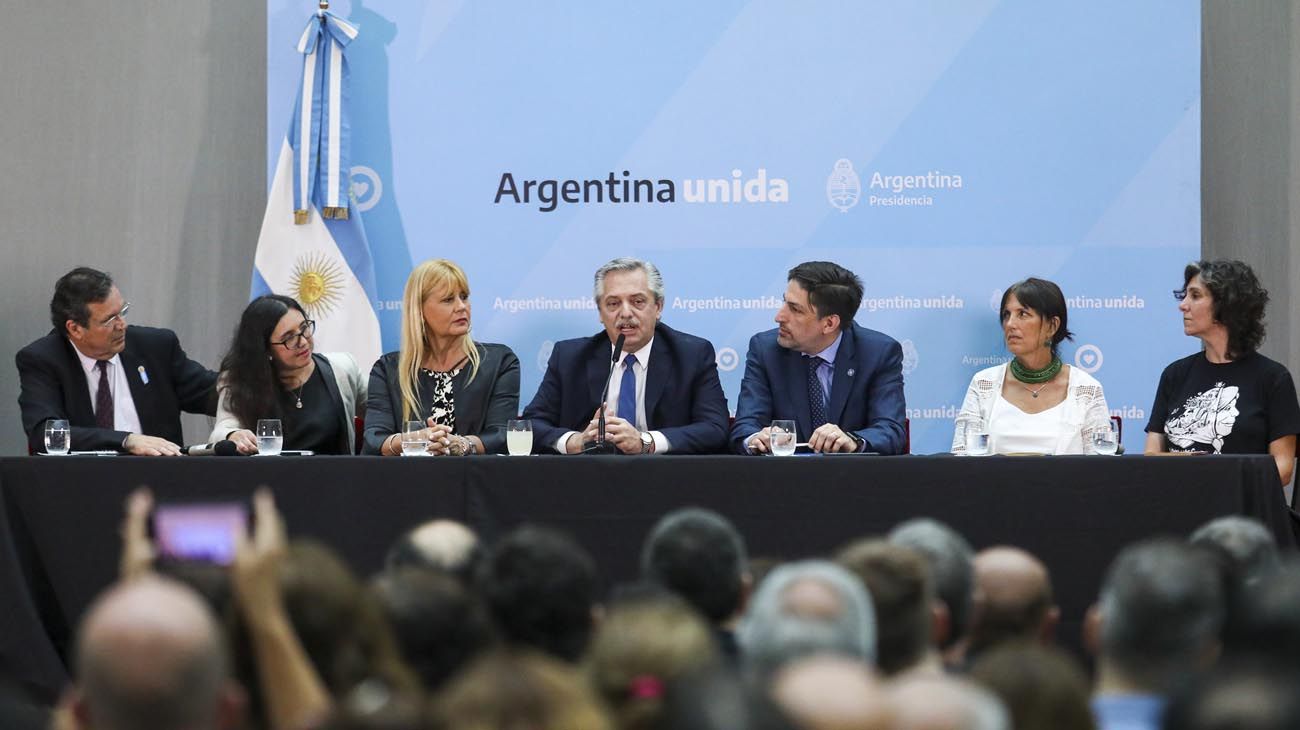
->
[522,257,730,454]
[738,560,876,680]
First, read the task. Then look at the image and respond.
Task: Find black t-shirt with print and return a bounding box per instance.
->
[1146,351,1300,454]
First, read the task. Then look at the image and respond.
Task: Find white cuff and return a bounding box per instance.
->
[556,431,578,454]
[650,430,670,454]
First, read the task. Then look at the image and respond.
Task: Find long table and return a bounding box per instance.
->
[1,453,1294,700]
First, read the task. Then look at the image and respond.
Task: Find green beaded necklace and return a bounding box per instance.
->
[1008,355,1061,384]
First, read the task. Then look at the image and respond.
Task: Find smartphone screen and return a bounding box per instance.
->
[152,502,247,565]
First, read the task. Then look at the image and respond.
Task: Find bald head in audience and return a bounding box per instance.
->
[889,675,1009,730]
[771,656,890,730]
[70,576,244,730]
[966,546,1058,659]
[385,519,480,581]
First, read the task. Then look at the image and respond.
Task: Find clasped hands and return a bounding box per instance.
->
[748,423,859,454]
[406,418,470,456]
[565,407,646,455]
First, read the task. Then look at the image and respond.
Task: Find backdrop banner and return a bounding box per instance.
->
[266,1,1200,454]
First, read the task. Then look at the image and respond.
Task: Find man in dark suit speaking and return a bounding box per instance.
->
[16,267,217,455]
[731,261,906,455]
[523,257,729,454]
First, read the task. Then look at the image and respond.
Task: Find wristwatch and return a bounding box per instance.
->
[639,431,654,454]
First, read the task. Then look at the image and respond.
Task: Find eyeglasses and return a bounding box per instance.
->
[270,320,316,349]
[98,303,130,329]
[1172,289,1187,301]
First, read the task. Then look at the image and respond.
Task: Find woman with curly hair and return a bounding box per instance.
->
[1145,260,1300,484]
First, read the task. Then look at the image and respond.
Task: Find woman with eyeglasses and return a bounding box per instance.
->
[1145,260,1299,485]
[212,294,367,454]
[363,259,520,456]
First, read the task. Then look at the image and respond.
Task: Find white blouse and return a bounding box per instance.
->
[952,363,1110,455]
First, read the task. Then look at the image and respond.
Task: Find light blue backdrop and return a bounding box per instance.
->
[267,1,1200,454]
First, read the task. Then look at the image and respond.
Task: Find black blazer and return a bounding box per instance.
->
[16,326,217,453]
[521,322,730,454]
[362,342,521,454]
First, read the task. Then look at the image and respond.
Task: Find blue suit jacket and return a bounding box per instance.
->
[730,323,906,455]
[522,322,729,454]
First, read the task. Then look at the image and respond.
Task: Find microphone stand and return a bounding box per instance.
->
[583,333,625,454]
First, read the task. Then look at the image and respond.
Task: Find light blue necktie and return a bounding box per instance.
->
[617,354,638,427]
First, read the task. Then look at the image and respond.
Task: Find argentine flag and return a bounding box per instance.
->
[252,11,381,371]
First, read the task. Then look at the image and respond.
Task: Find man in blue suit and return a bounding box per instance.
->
[731,261,906,455]
[523,257,729,454]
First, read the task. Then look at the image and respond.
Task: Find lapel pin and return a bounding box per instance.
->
[138,365,150,385]
[847,368,855,377]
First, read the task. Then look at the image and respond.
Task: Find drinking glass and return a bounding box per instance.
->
[770,420,797,456]
[256,419,283,456]
[1091,421,1119,455]
[955,413,989,456]
[44,419,70,455]
[506,419,532,456]
[401,421,430,456]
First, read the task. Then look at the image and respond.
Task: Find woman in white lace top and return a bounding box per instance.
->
[952,278,1110,455]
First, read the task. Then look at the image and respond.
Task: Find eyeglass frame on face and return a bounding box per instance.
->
[96,302,131,329]
[270,319,316,349]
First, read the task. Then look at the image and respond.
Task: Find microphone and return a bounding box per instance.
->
[583,333,625,454]
[182,440,244,456]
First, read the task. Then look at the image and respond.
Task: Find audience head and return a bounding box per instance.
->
[640,507,750,625]
[431,650,611,730]
[1189,515,1277,586]
[739,560,876,678]
[584,594,718,730]
[888,518,975,650]
[51,266,129,360]
[1091,538,1224,693]
[660,666,796,730]
[369,567,495,692]
[834,539,933,675]
[1163,659,1300,730]
[476,525,598,663]
[244,540,413,699]
[771,655,890,730]
[1222,555,1300,661]
[72,576,243,730]
[967,546,1057,658]
[967,644,1094,730]
[319,681,428,730]
[384,519,482,583]
[1179,259,1269,358]
[888,674,1009,730]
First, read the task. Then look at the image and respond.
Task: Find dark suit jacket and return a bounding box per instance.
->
[16,326,217,453]
[362,342,520,454]
[522,322,729,454]
[730,323,906,455]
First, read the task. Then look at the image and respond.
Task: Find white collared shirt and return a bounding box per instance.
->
[72,342,142,436]
[556,336,672,454]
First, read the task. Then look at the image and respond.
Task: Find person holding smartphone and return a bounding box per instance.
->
[211,295,366,455]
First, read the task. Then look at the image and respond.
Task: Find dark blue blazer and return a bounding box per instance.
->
[522,322,729,454]
[730,323,906,455]
[16,326,217,453]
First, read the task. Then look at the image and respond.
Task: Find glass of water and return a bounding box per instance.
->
[1091,420,1119,455]
[256,419,283,456]
[506,419,532,456]
[44,419,70,455]
[964,430,991,456]
[401,421,430,456]
[770,420,797,456]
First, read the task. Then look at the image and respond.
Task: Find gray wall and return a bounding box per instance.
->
[1203,2,1300,374]
[0,4,1296,455]
[0,2,265,452]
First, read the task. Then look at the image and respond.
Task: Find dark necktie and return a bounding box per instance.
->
[807,356,827,431]
[95,360,114,429]
[617,354,638,428]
